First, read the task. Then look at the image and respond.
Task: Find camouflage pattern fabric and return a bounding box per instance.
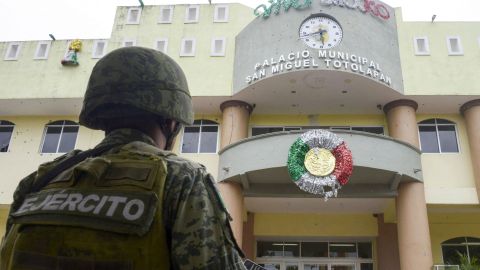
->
[79,47,194,130]
[2,129,246,270]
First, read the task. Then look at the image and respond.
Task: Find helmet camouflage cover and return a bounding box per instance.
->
[79,46,194,130]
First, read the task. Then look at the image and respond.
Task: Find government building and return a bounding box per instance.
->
[1,1,480,269]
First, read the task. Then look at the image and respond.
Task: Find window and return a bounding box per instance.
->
[447,36,463,55]
[350,126,384,135]
[0,120,14,152]
[159,6,173,23]
[127,7,141,24]
[92,40,107,58]
[180,38,196,56]
[418,118,459,153]
[34,41,51,59]
[40,120,79,153]
[155,39,168,53]
[252,126,384,136]
[181,120,218,153]
[211,38,226,56]
[414,37,430,55]
[185,5,199,23]
[122,39,136,47]
[4,42,21,60]
[442,237,480,265]
[214,5,229,22]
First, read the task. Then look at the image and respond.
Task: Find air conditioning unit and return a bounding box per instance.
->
[433,265,460,270]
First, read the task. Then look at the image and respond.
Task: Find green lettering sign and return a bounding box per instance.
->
[254,0,312,18]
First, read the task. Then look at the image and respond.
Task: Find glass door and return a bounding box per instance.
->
[304,263,328,270]
[257,261,359,270]
[330,264,355,270]
[259,263,281,270]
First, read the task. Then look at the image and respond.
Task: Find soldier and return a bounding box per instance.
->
[0,47,246,270]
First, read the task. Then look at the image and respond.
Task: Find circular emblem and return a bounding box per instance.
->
[299,14,343,49]
[304,148,336,176]
[287,130,353,200]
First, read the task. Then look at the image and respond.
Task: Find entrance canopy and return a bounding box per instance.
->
[218,130,422,198]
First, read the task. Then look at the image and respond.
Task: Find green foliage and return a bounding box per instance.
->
[457,251,480,270]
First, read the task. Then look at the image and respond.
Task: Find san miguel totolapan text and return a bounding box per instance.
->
[245,50,392,86]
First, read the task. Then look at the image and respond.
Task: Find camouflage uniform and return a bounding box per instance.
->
[0,47,246,269]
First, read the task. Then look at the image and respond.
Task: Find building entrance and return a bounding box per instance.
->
[256,240,374,270]
[258,260,364,270]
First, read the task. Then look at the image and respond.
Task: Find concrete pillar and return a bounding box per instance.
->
[384,100,433,270]
[242,212,255,260]
[460,100,480,202]
[376,214,400,270]
[219,100,253,249]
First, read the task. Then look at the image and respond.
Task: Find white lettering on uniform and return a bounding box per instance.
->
[94,196,109,214]
[17,197,38,214]
[59,193,83,211]
[106,196,127,217]
[30,195,52,211]
[42,193,68,211]
[123,199,145,221]
[78,194,100,213]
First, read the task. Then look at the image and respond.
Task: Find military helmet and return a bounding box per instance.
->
[79,46,194,130]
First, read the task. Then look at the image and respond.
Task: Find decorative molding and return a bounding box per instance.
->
[383,99,418,114]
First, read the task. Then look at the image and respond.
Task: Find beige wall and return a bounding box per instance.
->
[254,213,378,237]
[396,9,480,95]
[0,39,101,99]
[0,116,103,204]
[110,4,254,97]
[0,4,254,100]
[429,211,480,264]
[418,114,478,204]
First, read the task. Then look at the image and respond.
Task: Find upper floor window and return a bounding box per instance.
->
[4,42,21,60]
[447,36,463,55]
[155,38,168,53]
[127,7,141,24]
[34,41,51,59]
[211,37,226,56]
[252,126,384,136]
[418,118,459,153]
[181,120,218,153]
[442,237,480,266]
[40,120,79,153]
[92,40,107,58]
[214,5,229,22]
[414,37,430,55]
[0,120,15,152]
[159,6,173,23]
[122,39,136,47]
[180,38,196,57]
[185,5,199,23]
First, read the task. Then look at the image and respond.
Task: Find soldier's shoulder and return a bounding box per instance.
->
[37,149,82,172]
[121,141,205,172]
[164,154,206,175]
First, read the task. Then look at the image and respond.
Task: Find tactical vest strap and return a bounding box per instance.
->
[31,144,120,193]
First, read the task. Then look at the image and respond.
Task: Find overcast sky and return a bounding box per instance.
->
[0,0,479,41]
